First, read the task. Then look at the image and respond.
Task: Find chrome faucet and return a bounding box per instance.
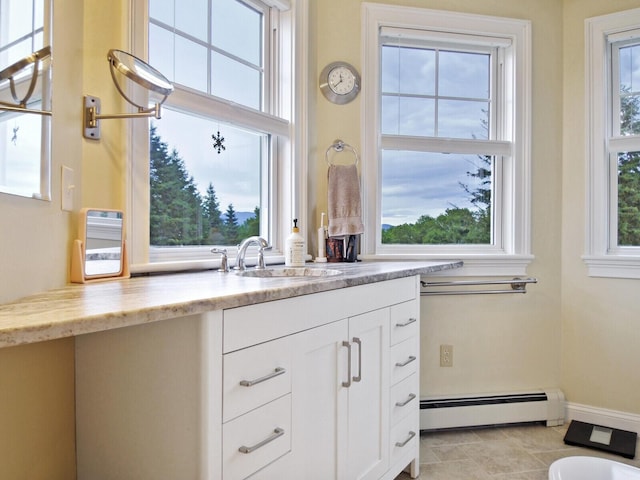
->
[234,236,270,271]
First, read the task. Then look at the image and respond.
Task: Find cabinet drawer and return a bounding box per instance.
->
[389,410,419,468]
[390,336,419,385]
[223,394,291,480]
[223,336,292,422]
[390,373,419,426]
[390,300,419,346]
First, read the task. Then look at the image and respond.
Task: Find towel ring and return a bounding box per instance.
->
[325,139,359,166]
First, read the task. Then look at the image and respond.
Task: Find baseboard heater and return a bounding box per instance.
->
[420,389,565,431]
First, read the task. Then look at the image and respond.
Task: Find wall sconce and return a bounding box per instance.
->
[83,49,173,140]
[0,46,52,116]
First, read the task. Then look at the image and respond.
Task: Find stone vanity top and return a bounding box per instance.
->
[0,260,461,348]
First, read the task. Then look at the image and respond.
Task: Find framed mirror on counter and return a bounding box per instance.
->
[71,208,130,283]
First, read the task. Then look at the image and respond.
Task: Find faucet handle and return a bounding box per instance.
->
[256,245,273,270]
[211,247,229,273]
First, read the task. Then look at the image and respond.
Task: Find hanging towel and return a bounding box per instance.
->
[327,163,365,237]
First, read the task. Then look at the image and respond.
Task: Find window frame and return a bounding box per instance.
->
[584,8,640,278]
[361,3,533,276]
[127,0,304,273]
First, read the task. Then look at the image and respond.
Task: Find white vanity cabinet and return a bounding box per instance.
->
[75,275,421,480]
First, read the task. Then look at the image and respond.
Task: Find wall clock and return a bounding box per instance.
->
[319,61,361,104]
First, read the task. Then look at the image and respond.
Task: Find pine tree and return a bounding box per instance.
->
[149,125,203,246]
[203,183,225,244]
[223,203,240,245]
[238,206,260,239]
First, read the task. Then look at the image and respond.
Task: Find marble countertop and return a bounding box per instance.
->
[0,260,462,348]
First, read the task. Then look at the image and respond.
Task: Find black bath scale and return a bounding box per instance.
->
[563,420,637,459]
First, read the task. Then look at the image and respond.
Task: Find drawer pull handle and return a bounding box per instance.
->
[395,355,416,368]
[395,393,417,407]
[396,317,417,328]
[342,341,352,388]
[238,427,285,454]
[395,430,416,448]
[352,337,362,383]
[239,367,286,387]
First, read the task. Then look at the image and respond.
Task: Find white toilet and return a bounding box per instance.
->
[549,456,640,480]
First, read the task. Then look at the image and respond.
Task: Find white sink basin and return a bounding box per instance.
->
[236,267,343,278]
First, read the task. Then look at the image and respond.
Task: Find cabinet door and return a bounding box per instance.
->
[348,309,390,480]
[290,319,349,480]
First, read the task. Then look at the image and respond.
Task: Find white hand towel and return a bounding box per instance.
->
[327,163,365,237]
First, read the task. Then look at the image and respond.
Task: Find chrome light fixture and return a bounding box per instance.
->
[0,46,52,116]
[83,49,174,140]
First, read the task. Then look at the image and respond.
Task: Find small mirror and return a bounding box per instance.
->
[71,208,130,283]
[83,49,174,139]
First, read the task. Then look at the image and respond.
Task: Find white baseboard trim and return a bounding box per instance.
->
[566,402,640,434]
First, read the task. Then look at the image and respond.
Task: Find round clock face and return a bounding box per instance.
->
[328,66,356,95]
[319,62,360,104]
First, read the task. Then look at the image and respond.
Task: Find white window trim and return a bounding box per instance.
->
[584,8,640,279]
[361,3,532,276]
[126,0,308,273]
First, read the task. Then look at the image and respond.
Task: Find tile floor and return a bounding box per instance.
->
[395,422,640,480]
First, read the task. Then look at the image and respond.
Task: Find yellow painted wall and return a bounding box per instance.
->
[1,0,640,477]
[0,0,128,477]
[311,0,565,398]
[561,0,640,413]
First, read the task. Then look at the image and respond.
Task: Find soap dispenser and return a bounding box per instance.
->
[285,218,305,267]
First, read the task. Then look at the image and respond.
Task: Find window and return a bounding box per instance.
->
[585,8,640,278]
[362,5,532,275]
[130,0,295,270]
[0,0,51,200]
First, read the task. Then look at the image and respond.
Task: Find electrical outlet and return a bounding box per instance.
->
[440,344,453,367]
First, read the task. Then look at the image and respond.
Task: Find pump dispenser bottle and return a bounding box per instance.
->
[285,218,305,267]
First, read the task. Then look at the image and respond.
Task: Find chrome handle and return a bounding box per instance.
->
[238,427,284,454]
[395,430,416,448]
[395,393,417,407]
[239,367,286,387]
[211,247,229,272]
[396,317,417,327]
[342,341,352,388]
[352,337,362,382]
[395,355,416,367]
[256,246,273,270]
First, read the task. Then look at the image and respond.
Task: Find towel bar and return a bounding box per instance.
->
[420,277,537,296]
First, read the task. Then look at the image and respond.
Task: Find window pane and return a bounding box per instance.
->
[618,151,640,246]
[211,51,260,109]
[381,150,492,245]
[212,0,262,66]
[176,0,208,42]
[0,0,34,45]
[149,0,174,27]
[381,45,435,95]
[175,36,208,92]
[438,99,489,139]
[0,112,43,197]
[382,96,435,136]
[149,24,174,82]
[150,109,263,247]
[439,50,490,99]
[619,44,640,136]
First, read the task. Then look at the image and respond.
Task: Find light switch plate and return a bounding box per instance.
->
[61,165,74,211]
